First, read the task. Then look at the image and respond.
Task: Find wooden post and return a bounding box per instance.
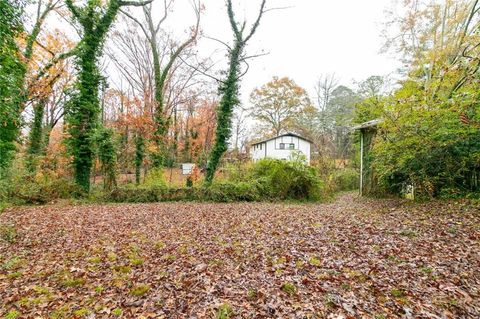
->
[360,129,364,196]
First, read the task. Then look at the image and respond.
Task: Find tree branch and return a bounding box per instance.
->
[119,0,154,7]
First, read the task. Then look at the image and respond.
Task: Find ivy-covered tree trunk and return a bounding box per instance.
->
[26,99,47,171]
[205,43,242,183]
[67,41,102,191]
[0,0,25,176]
[93,127,117,191]
[205,0,266,184]
[134,133,145,185]
[65,0,151,192]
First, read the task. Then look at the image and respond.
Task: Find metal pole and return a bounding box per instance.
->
[360,130,364,196]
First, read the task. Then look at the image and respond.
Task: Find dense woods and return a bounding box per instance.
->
[0,0,479,201]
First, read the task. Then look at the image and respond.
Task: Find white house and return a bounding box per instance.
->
[250,133,312,164]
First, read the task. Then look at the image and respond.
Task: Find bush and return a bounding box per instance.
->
[332,168,359,191]
[250,158,323,200]
[108,159,324,203]
[143,167,166,188]
[108,185,168,203]
[201,181,262,202]
[108,181,262,203]
[0,168,83,205]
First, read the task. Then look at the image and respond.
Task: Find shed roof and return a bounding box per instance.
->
[352,119,383,130]
[251,133,313,146]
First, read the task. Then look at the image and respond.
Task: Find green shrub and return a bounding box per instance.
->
[108,159,324,203]
[332,168,359,191]
[108,182,261,203]
[201,181,261,202]
[250,158,323,200]
[1,172,84,205]
[108,185,167,203]
[143,168,166,188]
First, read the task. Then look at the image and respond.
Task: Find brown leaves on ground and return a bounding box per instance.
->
[1,194,479,318]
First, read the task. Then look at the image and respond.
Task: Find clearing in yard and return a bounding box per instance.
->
[1,194,479,318]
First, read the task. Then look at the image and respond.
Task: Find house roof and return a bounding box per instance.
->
[352,119,383,130]
[251,133,313,146]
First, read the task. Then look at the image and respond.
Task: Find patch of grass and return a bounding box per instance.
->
[0,202,10,214]
[281,282,297,295]
[129,256,144,267]
[49,306,69,319]
[62,277,86,288]
[154,241,166,249]
[216,303,234,319]
[88,256,102,264]
[309,257,321,267]
[130,284,150,297]
[324,293,336,307]
[7,271,22,279]
[0,224,17,243]
[112,308,122,316]
[112,265,131,274]
[341,283,351,290]
[162,254,177,262]
[32,285,51,296]
[399,229,417,238]
[73,308,90,317]
[4,310,20,319]
[247,288,257,300]
[95,285,104,294]
[107,252,118,262]
[447,299,459,307]
[390,288,405,298]
[447,227,457,234]
[129,244,140,254]
[420,266,433,274]
[273,256,286,265]
[2,256,24,270]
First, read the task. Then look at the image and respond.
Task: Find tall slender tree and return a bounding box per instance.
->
[121,1,201,167]
[0,0,25,175]
[65,0,151,191]
[205,0,267,184]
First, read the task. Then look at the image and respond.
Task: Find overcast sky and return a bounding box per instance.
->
[120,0,401,106]
[176,0,398,102]
[41,0,402,106]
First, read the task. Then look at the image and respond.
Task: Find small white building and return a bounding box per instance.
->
[181,163,195,175]
[250,133,312,164]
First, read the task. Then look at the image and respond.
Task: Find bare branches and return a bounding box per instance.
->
[178,55,222,83]
[119,8,149,39]
[244,0,267,43]
[204,36,232,51]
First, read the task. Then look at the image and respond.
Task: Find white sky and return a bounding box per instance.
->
[38,0,401,105]
[193,0,400,103]
[124,0,401,105]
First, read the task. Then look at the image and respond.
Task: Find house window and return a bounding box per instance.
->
[279,143,285,149]
[260,143,262,150]
[289,143,295,150]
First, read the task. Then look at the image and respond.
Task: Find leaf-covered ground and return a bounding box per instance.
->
[1,194,479,318]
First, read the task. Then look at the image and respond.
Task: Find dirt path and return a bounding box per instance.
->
[1,194,479,318]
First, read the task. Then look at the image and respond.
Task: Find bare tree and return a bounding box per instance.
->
[121,0,201,167]
[314,73,339,112]
[205,0,268,184]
